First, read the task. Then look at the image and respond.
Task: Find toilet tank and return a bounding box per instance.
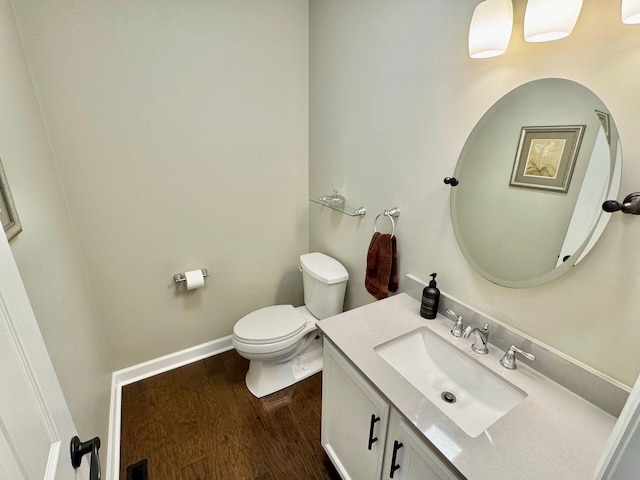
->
[300,253,349,319]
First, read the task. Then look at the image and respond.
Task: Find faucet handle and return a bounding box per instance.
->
[481,322,490,342]
[446,308,464,337]
[500,345,536,370]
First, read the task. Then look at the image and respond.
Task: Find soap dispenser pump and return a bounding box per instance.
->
[420,273,440,319]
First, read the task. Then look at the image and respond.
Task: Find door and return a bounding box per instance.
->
[596,373,640,479]
[382,410,461,480]
[322,340,390,480]
[0,230,81,479]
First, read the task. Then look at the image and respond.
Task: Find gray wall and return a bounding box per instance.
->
[0,0,110,448]
[310,0,640,387]
[11,0,310,369]
[7,0,640,451]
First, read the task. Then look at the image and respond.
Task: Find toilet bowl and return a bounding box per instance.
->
[232,253,348,398]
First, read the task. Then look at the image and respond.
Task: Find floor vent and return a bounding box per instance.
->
[126,459,149,480]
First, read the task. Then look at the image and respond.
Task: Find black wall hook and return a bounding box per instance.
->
[444,177,459,187]
[602,193,640,215]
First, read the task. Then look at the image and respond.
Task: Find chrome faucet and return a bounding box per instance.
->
[446,308,464,338]
[462,323,490,355]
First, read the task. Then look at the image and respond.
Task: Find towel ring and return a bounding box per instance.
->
[373,208,400,237]
[374,213,395,237]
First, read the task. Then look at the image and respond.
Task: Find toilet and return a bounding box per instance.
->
[232,252,349,398]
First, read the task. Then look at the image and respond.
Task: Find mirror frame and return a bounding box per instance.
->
[450,78,621,288]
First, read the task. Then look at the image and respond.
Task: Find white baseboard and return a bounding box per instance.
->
[105,335,234,480]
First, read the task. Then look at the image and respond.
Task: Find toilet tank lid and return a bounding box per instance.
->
[300,252,349,284]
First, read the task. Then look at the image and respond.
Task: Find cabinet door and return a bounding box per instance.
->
[322,340,390,480]
[382,410,461,480]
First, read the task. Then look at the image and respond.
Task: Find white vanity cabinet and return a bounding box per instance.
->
[322,340,461,480]
[321,340,390,479]
[381,410,460,480]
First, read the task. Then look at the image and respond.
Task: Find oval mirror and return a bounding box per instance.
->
[451,78,621,288]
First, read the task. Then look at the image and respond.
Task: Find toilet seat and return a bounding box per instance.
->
[233,305,306,344]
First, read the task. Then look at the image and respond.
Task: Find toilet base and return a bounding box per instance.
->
[244,334,323,398]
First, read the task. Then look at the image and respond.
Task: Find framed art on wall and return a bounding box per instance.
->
[510,125,585,193]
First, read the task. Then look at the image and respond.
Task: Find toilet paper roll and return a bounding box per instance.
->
[185,269,205,290]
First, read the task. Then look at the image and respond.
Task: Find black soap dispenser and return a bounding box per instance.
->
[420,273,440,319]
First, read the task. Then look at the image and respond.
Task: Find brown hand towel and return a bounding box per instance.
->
[389,235,398,293]
[365,232,398,300]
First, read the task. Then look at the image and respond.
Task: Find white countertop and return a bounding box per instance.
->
[318,293,616,480]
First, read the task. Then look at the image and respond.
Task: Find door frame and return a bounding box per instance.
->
[0,230,83,478]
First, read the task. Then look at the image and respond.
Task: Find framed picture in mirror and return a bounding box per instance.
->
[510,125,585,193]
[0,158,21,241]
[596,110,611,143]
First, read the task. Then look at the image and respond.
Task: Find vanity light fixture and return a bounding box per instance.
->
[468,0,514,58]
[622,0,640,24]
[524,0,583,42]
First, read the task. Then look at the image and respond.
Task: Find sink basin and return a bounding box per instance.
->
[374,327,526,437]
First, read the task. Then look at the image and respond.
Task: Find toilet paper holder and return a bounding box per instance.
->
[173,268,209,284]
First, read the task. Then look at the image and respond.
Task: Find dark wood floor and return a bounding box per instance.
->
[119,349,341,479]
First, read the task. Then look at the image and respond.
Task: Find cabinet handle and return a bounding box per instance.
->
[390,440,403,478]
[367,414,380,450]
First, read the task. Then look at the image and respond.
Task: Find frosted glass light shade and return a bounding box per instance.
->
[468,0,513,58]
[524,0,583,42]
[622,0,640,24]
